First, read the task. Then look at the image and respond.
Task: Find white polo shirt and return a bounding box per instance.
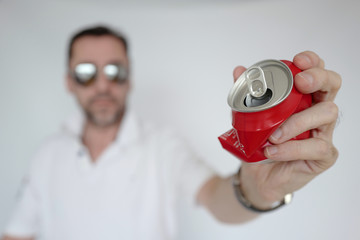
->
[4,110,215,240]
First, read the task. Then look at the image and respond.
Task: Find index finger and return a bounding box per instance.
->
[295,68,341,102]
[293,51,325,70]
[233,66,247,83]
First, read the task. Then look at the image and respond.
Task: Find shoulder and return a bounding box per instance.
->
[35,131,76,155]
[28,131,77,171]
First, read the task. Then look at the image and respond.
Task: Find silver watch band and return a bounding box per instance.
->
[232,166,293,213]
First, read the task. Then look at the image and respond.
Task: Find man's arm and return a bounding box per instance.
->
[197,175,261,224]
[198,51,341,223]
[1,235,34,240]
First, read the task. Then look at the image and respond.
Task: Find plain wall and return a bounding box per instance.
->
[0,0,359,239]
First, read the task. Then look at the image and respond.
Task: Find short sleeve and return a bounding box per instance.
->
[4,173,39,237]
[179,148,215,205]
[161,132,215,206]
[2,143,49,238]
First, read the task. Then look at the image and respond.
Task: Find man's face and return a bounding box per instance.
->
[67,35,130,127]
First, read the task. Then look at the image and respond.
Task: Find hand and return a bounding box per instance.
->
[236,51,342,208]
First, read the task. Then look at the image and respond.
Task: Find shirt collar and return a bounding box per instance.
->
[61,108,141,148]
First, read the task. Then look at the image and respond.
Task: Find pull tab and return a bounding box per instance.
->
[245,66,267,98]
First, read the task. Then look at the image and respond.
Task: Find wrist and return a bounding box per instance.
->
[239,166,277,209]
[233,166,293,213]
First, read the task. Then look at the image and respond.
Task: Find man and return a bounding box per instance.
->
[2,25,341,240]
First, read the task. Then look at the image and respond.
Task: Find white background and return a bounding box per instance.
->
[0,0,359,239]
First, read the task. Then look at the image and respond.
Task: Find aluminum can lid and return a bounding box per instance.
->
[228,59,293,112]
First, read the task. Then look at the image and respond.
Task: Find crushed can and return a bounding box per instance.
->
[218,59,312,163]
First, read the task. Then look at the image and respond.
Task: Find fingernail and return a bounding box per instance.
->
[266,146,278,156]
[271,128,282,140]
[298,72,313,85]
[302,55,312,65]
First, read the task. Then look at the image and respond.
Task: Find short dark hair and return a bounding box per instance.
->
[67,25,129,66]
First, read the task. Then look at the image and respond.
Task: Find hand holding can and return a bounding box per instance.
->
[221,51,341,208]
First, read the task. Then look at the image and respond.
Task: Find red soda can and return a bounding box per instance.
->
[218,59,312,163]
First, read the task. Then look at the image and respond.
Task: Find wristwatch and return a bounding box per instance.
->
[232,167,293,213]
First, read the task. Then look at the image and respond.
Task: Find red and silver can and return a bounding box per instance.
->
[218,59,312,163]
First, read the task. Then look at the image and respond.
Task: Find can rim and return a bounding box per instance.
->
[227,59,293,112]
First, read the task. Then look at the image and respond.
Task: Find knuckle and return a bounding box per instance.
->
[319,68,328,83]
[331,146,339,163]
[329,143,339,159]
[324,144,338,169]
[329,102,339,120]
[332,71,342,91]
[322,101,339,121]
[316,139,330,156]
[315,140,337,164]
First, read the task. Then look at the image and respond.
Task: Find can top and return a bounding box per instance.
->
[228,59,293,112]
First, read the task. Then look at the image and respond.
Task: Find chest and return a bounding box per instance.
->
[39,142,173,239]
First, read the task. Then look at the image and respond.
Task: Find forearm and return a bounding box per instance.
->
[1,235,34,240]
[198,175,261,224]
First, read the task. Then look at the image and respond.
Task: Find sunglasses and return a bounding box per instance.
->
[72,63,128,86]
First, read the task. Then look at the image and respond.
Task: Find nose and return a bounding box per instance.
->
[94,71,111,93]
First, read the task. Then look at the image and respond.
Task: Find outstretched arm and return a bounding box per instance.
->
[1,235,34,240]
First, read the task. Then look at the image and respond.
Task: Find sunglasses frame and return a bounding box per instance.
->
[71,62,129,86]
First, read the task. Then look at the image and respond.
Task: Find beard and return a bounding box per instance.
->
[83,94,125,127]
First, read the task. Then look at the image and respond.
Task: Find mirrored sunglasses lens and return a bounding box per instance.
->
[74,63,96,84]
[104,64,119,80]
[104,64,128,83]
